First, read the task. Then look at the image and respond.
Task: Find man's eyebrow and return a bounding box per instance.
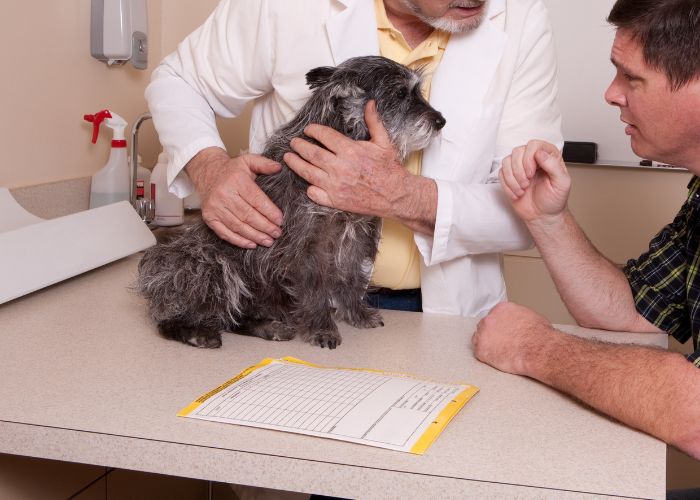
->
[610,56,637,77]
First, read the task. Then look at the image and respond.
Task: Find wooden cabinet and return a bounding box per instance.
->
[0,454,104,500]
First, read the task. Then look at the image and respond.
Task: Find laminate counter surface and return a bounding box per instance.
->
[0,255,667,499]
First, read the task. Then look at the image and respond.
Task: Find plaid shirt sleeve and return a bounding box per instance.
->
[690,349,700,367]
[623,203,693,342]
[623,177,700,367]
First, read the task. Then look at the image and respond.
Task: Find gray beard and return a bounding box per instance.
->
[399,0,488,34]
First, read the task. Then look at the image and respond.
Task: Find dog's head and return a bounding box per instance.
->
[305,56,446,160]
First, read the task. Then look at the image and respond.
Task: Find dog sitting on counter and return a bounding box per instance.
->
[136,56,446,349]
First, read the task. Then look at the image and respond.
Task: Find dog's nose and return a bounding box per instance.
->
[434,113,446,130]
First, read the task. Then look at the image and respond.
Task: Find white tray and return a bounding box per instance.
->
[0,189,155,304]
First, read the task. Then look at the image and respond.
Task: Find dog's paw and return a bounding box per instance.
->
[308,330,342,349]
[239,320,297,342]
[184,332,223,349]
[159,321,223,349]
[346,307,384,329]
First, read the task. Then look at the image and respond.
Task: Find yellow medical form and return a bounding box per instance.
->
[179,357,479,454]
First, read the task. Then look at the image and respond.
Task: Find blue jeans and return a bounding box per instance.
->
[364,288,422,312]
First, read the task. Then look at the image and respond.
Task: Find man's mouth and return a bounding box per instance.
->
[621,117,637,135]
[450,1,485,16]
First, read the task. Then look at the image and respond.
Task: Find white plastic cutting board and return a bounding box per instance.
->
[0,189,156,304]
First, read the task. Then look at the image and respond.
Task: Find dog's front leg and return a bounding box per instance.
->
[289,269,342,349]
[332,221,384,329]
[332,270,384,330]
[295,297,342,349]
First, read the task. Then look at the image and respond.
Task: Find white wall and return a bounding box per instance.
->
[0,0,164,189]
[0,0,252,189]
[542,0,640,165]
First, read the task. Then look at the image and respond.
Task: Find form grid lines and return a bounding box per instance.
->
[198,364,388,433]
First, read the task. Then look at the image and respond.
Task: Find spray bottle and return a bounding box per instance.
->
[83,110,130,209]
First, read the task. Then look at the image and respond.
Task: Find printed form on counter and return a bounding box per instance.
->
[178,357,479,454]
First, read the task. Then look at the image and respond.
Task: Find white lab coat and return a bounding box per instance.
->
[145,0,563,318]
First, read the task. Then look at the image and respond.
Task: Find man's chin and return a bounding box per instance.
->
[400,0,489,34]
[428,14,484,33]
[629,138,649,162]
[630,143,667,166]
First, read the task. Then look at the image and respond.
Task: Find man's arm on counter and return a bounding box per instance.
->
[472,302,700,460]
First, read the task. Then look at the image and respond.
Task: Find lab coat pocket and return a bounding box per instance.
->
[447,100,505,183]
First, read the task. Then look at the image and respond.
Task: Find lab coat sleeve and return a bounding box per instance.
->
[144,0,274,197]
[416,0,563,265]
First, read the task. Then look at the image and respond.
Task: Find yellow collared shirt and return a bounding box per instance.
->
[371,0,450,290]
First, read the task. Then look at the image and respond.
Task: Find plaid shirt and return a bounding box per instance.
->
[623,176,700,368]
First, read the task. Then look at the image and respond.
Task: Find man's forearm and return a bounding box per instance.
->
[525,329,700,459]
[184,147,230,192]
[527,209,654,332]
[390,174,437,236]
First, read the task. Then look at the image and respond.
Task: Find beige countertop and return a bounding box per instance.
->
[0,254,667,499]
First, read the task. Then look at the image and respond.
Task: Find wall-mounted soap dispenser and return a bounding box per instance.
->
[90,0,148,69]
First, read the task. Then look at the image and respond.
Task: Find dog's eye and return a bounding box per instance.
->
[395,87,407,99]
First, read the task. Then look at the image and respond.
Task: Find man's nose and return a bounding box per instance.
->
[604,78,627,108]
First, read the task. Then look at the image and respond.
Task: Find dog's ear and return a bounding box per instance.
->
[306,66,337,89]
[337,93,371,141]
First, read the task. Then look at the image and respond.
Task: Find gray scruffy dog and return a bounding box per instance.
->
[136,56,446,349]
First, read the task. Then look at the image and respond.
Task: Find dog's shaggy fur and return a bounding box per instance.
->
[136,56,446,349]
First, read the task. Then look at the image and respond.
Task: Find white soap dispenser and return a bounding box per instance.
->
[84,109,130,209]
[151,152,184,226]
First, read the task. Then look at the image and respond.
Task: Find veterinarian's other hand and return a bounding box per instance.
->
[185,147,283,248]
[499,140,571,224]
[284,101,437,233]
[472,302,556,376]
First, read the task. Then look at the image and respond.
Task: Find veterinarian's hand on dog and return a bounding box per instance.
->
[185,147,283,248]
[284,101,438,235]
[499,140,571,225]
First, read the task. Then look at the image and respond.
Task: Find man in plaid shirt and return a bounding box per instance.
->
[473,0,700,461]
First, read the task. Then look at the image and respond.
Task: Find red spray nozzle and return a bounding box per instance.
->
[83,110,113,144]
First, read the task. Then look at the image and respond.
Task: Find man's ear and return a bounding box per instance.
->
[305,66,337,89]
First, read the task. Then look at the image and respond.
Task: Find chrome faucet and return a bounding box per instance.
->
[130,112,152,208]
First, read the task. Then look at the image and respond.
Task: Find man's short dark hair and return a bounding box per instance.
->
[608,0,700,90]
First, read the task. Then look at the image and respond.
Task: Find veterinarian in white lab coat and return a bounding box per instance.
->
[146,0,563,318]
